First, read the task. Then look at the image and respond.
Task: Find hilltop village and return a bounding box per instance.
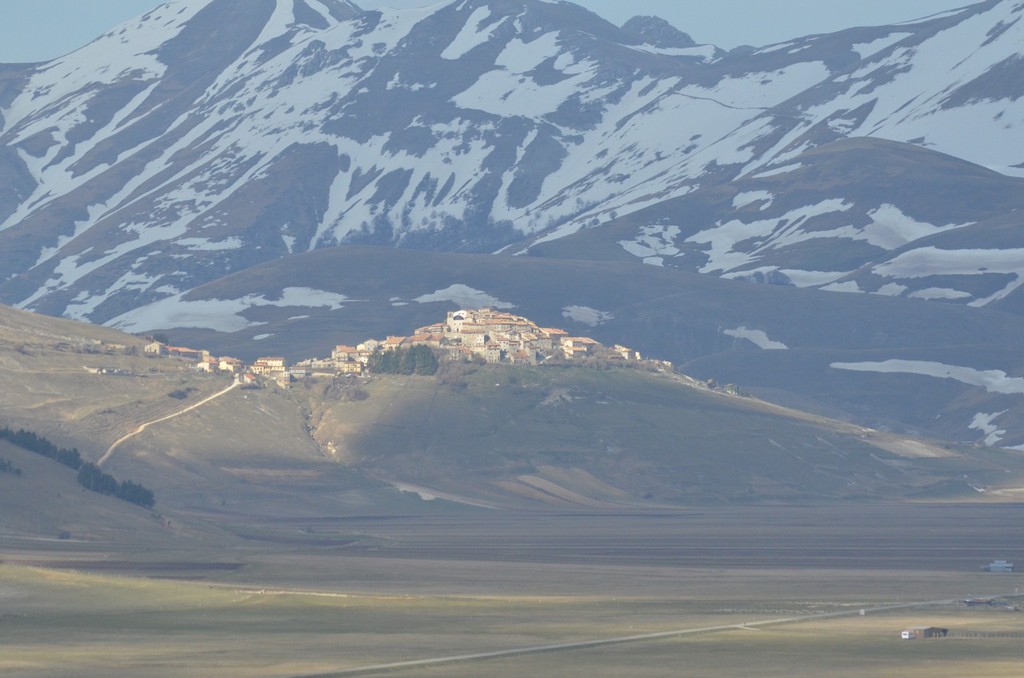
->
[143,308,665,387]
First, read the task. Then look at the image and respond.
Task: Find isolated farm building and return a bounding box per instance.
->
[983,560,1014,572]
[901,627,948,640]
[144,341,166,355]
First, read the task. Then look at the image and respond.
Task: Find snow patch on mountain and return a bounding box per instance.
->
[793,2,1024,177]
[17,219,191,312]
[851,33,912,59]
[108,287,351,333]
[876,283,908,296]
[441,6,506,60]
[778,269,848,287]
[733,191,774,210]
[724,327,788,350]
[562,305,613,327]
[453,32,591,118]
[822,280,864,294]
[908,287,973,301]
[619,224,680,265]
[861,205,968,249]
[176,237,245,251]
[830,360,1024,395]
[748,163,804,179]
[871,247,1024,306]
[970,411,1008,447]
[724,267,847,288]
[683,62,830,110]
[629,44,717,60]
[414,284,514,309]
[687,199,854,274]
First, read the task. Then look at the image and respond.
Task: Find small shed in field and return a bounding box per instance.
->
[901,626,948,640]
[983,560,1014,572]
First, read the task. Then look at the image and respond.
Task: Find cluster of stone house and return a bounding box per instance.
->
[405,308,641,365]
[282,308,640,378]
[143,308,644,384]
[144,341,285,386]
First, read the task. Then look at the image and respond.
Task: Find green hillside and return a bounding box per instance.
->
[308,364,1024,506]
[4,301,1024,546]
[0,440,178,547]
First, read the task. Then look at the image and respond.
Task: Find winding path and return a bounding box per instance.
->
[98,378,240,466]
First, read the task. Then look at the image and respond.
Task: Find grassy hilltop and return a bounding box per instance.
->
[4,301,1024,527]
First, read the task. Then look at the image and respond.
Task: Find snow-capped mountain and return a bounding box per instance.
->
[2,0,1020,323]
[537,136,1024,308]
[3,0,1024,447]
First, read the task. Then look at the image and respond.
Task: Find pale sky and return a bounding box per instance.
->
[0,0,977,63]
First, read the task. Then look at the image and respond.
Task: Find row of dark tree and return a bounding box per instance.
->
[368,345,439,375]
[77,463,155,508]
[0,426,155,508]
[0,426,82,469]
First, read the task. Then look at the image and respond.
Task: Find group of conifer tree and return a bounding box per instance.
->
[368,345,439,375]
[0,426,82,468]
[0,426,154,508]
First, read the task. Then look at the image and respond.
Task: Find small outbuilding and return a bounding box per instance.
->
[983,560,1015,572]
[901,626,948,640]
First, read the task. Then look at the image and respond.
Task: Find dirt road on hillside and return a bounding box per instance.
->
[98,378,240,466]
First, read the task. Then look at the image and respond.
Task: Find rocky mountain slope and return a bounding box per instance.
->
[1,0,1024,447]
[0,0,1021,319]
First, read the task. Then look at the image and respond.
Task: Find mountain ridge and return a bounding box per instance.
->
[3,0,1019,322]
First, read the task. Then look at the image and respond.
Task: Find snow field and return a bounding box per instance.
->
[109,287,352,333]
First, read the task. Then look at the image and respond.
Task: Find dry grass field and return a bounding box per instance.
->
[2,505,1023,677]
